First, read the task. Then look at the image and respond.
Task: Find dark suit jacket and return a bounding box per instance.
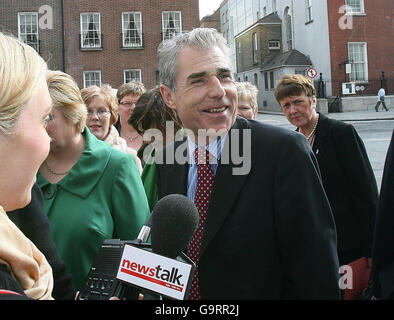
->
[312,114,378,265]
[155,117,340,299]
[371,130,394,299]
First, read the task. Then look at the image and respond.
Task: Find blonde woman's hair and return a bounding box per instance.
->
[0,32,48,135]
[235,81,259,113]
[46,70,87,133]
[116,80,146,103]
[81,84,119,126]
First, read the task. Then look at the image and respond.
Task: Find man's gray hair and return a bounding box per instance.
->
[158,28,230,91]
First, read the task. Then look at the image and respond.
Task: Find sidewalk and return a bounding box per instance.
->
[257,109,394,123]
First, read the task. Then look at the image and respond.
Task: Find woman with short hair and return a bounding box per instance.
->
[81,84,142,173]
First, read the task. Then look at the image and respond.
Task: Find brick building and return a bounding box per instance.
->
[327,0,393,96]
[63,0,200,90]
[0,0,64,71]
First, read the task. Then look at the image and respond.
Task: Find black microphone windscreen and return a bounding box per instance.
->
[151,194,199,258]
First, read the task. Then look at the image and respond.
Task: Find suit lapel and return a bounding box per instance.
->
[313,113,329,161]
[159,138,189,197]
[200,117,254,258]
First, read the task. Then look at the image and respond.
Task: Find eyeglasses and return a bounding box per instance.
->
[43,113,54,127]
[87,109,111,118]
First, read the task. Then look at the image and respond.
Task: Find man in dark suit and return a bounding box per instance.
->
[275,74,378,268]
[157,28,340,299]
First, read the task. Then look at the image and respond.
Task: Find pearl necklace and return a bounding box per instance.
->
[122,133,140,142]
[304,114,319,141]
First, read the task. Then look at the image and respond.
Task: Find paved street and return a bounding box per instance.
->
[256,111,394,190]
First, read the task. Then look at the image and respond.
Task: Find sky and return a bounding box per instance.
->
[199,0,223,19]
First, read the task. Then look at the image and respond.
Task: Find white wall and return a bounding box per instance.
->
[227,0,333,96]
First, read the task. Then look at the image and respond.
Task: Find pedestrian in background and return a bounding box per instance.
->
[375,88,389,112]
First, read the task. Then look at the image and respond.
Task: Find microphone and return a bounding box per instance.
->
[77,194,199,300]
[151,194,200,258]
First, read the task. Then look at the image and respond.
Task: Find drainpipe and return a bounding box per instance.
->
[61,0,65,72]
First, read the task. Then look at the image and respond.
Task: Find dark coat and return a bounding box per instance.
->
[371,130,394,299]
[312,113,378,265]
[155,117,340,299]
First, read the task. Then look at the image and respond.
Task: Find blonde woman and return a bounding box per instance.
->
[37,71,150,290]
[0,32,54,299]
[81,84,142,173]
[235,81,259,120]
[116,81,146,150]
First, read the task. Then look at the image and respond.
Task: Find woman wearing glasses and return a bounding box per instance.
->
[81,84,142,173]
[116,81,146,151]
[37,71,150,291]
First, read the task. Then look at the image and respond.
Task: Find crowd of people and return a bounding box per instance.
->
[0,28,392,300]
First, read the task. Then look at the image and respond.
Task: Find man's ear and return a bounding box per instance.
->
[160,84,177,111]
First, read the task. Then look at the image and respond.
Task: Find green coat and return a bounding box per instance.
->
[37,128,150,290]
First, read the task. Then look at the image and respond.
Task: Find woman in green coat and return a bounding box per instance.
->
[37,71,150,290]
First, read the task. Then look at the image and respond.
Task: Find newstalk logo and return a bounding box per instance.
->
[116,245,193,300]
[120,260,184,291]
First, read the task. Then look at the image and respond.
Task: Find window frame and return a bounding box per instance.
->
[18,12,39,52]
[80,12,102,49]
[252,32,258,64]
[124,69,142,84]
[122,12,143,48]
[268,40,281,50]
[161,11,182,41]
[306,0,313,23]
[345,0,365,14]
[83,70,102,88]
[348,42,368,82]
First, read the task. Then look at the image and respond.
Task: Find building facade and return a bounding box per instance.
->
[1,0,200,90]
[220,0,393,111]
[0,0,64,71]
[64,0,200,90]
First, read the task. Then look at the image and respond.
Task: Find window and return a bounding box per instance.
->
[122,12,142,48]
[269,71,274,89]
[346,0,365,14]
[253,33,258,64]
[124,69,142,83]
[268,40,280,50]
[272,0,277,12]
[306,0,313,22]
[284,7,293,51]
[348,42,368,82]
[264,72,269,90]
[254,73,258,87]
[162,11,182,40]
[80,13,102,49]
[18,13,39,52]
[83,71,101,88]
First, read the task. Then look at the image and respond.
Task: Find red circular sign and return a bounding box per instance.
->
[307,67,318,78]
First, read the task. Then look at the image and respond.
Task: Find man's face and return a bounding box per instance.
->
[161,46,238,141]
[279,93,316,128]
